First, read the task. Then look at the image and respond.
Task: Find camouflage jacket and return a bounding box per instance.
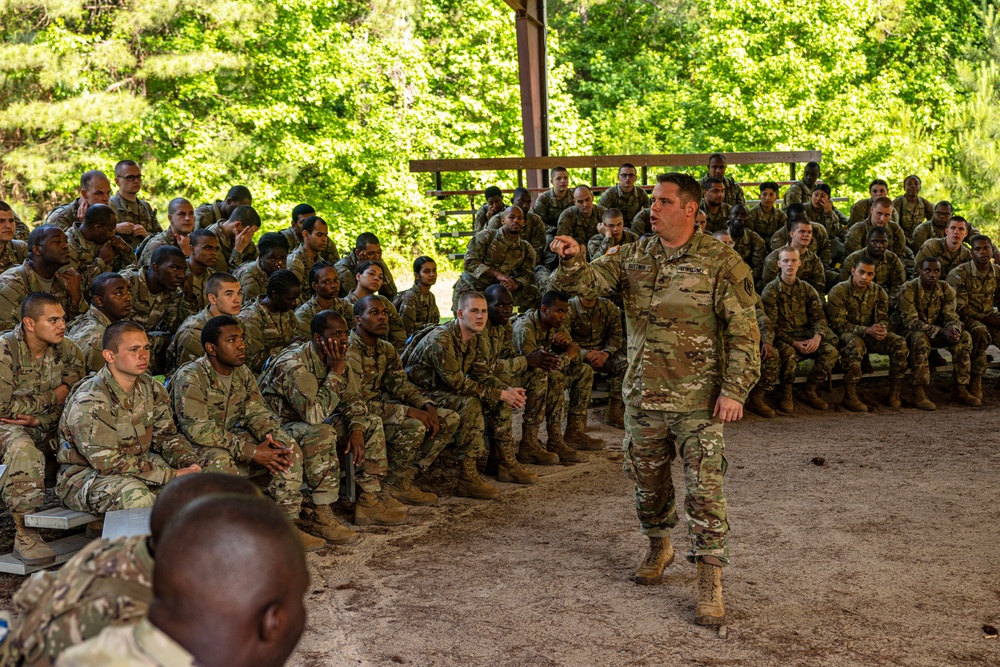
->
[598,185,651,223]
[825,280,889,336]
[761,277,832,344]
[66,225,135,300]
[66,307,113,373]
[233,260,267,304]
[335,251,397,300]
[238,298,299,374]
[486,210,547,260]
[0,261,80,331]
[0,239,28,274]
[531,188,574,232]
[205,221,257,273]
[188,268,209,313]
[804,203,848,241]
[57,366,197,484]
[341,330,430,419]
[513,309,572,366]
[165,308,247,375]
[8,209,31,241]
[280,227,340,263]
[848,198,900,225]
[473,202,504,234]
[761,247,826,295]
[914,238,971,277]
[746,205,787,242]
[454,228,536,294]
[783,180,814,207]
[844,219,908,258]
[567,296,623,354]
[891,278,962,336]
[587,229,640,260]
[404,320,506,404]
[556,204,608,246]
[947,260,1000,322]
[699,202,731,234]
[54,617,195,667]
[193,200,224,229]
[44,198,84,230]
[755,294,774,346]
[342,292,407,354]
[700,175,746,207]
[478,319,526,385]
[0,325,85,431]
[730,230,767,285]
[294,295,355,339]
[138,228,183,269]
[287,245,319,301]
[171,355,290,462]
[391,284,440,337]
[909,220,954,253]
[769,222,833,267]
[109,194,161,246]
[119,268,193,334]
[258,341,345,424]
[549,233,760,411]
[630,208,651,236]
[839,249,906,304]
[892,195,934,239]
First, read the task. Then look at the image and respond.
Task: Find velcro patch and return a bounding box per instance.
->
[625,263,651,271]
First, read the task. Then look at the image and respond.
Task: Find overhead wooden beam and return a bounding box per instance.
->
[410,151,824,173]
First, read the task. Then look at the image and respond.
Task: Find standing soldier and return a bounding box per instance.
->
[549,172,760,626]
[947,234,1000,400]
[67,272,134,372]
[599,163,651,223]
[108,160,159,248]
[566,294,628,428]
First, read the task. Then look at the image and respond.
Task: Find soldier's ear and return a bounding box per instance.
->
[204,342,217,357]
[101,348,115,365]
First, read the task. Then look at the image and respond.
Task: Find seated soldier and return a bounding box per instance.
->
[567,294,628,428]
[556,185,607,247]
[826,258,908,411]
[914,215,971,276]
[65,203,135,301]
[599,163,650,223]
[4,473,258,667]
[0,225,84,331]
[892,257,980,410]
[631,206,651,235]
[205,204,259,273]
[712,230,733,247]
[727,204,766,291]
[193,184,252,229]
[67,272,134,372]
[0,293,85,565]
[56,321,202,514]
[910,201,955,253]
[239,269,301,374]
[0,201,28,273]
[295,261,354,338]
[893,175,934,240]
[44,170,112,231]
[335,232,398,299]
[233,231,289,303]
[844,195,909,259]
[120,245,194,368]
[947,234,1000,400]
[287,215,330,302]
[761,247,838,412]
[56,495,308,667]
[404,292,529,500]
[282,203,340,262]
[699,177,730,233]
[514,290,602,463]
[784,161,820,206]
[700,153,746,206]
[473,186,505,233]
[170,315,324,550]
[184,228,219,312]
[587,208,639,260]
[167,272,244,373]
[343,260,407,353]
[745,294,781,417]
[138,197,195,268]
[839,227,907,304]
[770,203,835,271]
[485,187,548,284]
[340,296,459,523]
[259,310,384,543]
[848,179,900,225]
[804,183,849,263]
[762,216,826,295]
[452,206,540,313]
[108,160,158,248]
[532,166,573,238]
[747,181,787,242]
[392,255,441,337]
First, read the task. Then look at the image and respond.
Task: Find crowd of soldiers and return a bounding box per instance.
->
[0,154,996,663]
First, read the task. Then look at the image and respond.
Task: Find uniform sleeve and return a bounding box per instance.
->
[171,365,258,462]
[844,224,864,255]
[378,261,397,300]
[394,292,419,336]
[383,347,433,409]
[754,295,774,346]
[337,349,370,433]
[913,241,932,273]
[0,276,26,331]
[750,235,766,285]
[897,284,936,335]
[383,298,408,354]
[555,208,574,238]
[512,245,536,291]
[602,302,623,355]
[0,350,60,422]
[283,362,344,424]
[875,286,889,327]
[947,268,974,320]
[463,233,493,280]
[151,382,199,468]
[941,285,962,329]
[426,335,504,403]
[805,286,831,340]
[814,229,832,267]
[826,285,863,337]
[714,258,761,403]
[240,312,266,374]
[548,250,625,301]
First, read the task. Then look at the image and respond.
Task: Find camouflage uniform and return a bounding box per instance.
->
[804,203,849,241]
[699,175,745,207]
[783,180,814,207]
[4,535,153,666]
[54,617,193,667]
[205,221,257,273]
[0,239,28,274]
[730,229,767,288]
[531,188,574,235]
[826,280,908,381]
[770,222,834,268]
[233,260,268,304]
[287,245,319,302]
[66,225,135,300]
[341,331,459,488]
[9,210,31,241]
[164,308,246,376]
[760,277,838,384]
[891,278,972,386]
[567,296,627,397]
[555,204,608,248]
[479,319,527,384]
[910,221,946,253]
[754,294,780,392]
[0,326,85,514]
[187,268,209,313]
[137,228,182,269]
[0,261,80,331]
[119,268,194,356]
[549,233,760,564]
[486,210,549,282]
[947,260,1000,378]
[280,227,340,263]
[392,284,440,337]
[699,202,731,234]
[893,195,934,240]
[914,238,971,277]
[56,367,199,513]
[44,198,85,230]
[335,251,397,299]
[193,200,224,229]
[587,229,640,260]
[839,249,907,304]
[761,246,826,296]
[294,295,355,339]
[238,297,299,374]
[746,205,786,242]
[598,185,651,223]
[109,194,161,248]
[451,228,539,312]
[848,198,901,225]
[630,208,651,236]
[342,291,407,354]
[844,218,909,260]
[66,307,113,373]
[171,356,305,519]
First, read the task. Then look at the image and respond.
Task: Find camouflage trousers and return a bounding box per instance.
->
[0,425,55,513]
[774,338,838,384]
[964,318,1000,377]
[419,392,483,463]
[838,332,908,382]
[588,350,628,397]
[622,406,729,566]
[481,400,516,456]
[377,402,460,486]
[56,461,166,514]
[756,347,781,392]
[906,329,973,386]
[195,430,304,520]
[521,362,594,427]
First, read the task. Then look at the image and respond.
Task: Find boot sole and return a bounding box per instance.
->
[517,455,560,466]
[391,496,439,506]
[13,549,55,566]
[497,471,539,484]
[456,488,501,500]
[633,553,675,585]
[695,612,727,626]
[354,516,408,526]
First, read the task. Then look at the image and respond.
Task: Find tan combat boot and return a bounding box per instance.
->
[912,385,936,411]
[746,387,775,418]
[633,536,675,585]
[456,457,501,499]
[695,559,726,626]
[547,426,584,463]
[970,375,983,400]
[384,467,438,506]
[293,526,327,552]
[354,491,407,526]
[779,385,795,413]
[311,505,358,545]
[517,423,560,465]
[12,513,55,566]
[887,379,902,409]
[496,439,539,485]
[564,414,604,450]
[841,383,868,412]
[801,382,829,410]
[953,384,982,407]
[603,397,625,429]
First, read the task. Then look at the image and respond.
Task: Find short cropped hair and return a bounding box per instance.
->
[310,309,346,337]
[114,160,138,176]
[201,315,240,348]
[759,181,779,194]
[655,172,702,205]
[102,320,146,352]
[82,203,116,228]
[206,272,238,296]
[228,205,260,229]
[969,234,991,246]
[702,177,724,189]
[457,291,486,311]
[550,166,568,177]
[291,203,315,225]
[90,271,125,304]
[920,256,942,270]
[353,294,380,317]
[189,228,216,248]
[485,186,502,199]
[225,185,252,203]
[21,292,61,321]
[301,216,325,234]
[27,224,61,250]
[80,170,107,190]
[602,208,624,222]
[355,232,380,251]
[540,290,569,308]
[150,244,186,267]
[618,163,636,174]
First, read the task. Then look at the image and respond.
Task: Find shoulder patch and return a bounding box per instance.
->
[606,245,619,255]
